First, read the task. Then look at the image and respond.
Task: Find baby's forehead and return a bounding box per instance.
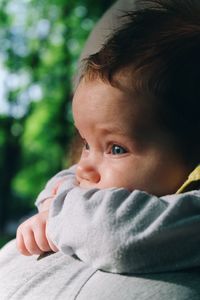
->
[74,77,157,141]
[77,75,154,119]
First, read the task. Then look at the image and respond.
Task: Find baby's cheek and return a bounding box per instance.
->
[101,166,130,189]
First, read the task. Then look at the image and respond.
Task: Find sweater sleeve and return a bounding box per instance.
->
[47,185,200,274]
[35,165,77,209]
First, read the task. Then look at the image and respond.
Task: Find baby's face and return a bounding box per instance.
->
[72,78,188,196]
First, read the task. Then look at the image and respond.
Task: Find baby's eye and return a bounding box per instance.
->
[111,144,127,155]
[83,139,90,150]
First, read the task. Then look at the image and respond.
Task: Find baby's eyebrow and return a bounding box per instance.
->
[97,126,130,136]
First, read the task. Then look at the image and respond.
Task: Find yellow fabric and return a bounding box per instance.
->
[176,165,200,194]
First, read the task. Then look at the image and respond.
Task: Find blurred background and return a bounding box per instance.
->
[0,0,115,247]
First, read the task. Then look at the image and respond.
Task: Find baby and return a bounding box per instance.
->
[16,0,200,273]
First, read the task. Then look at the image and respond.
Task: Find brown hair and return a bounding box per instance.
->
[81,0,200,167]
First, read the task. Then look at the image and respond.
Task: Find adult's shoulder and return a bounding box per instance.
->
[0,239,96,299]
[0,239,199,300]
[77,268,200,300]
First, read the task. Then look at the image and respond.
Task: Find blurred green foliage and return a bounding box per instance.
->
[0,0,115,233]
[0,235,13,248]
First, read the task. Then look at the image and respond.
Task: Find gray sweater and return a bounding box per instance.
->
[35,165,200,274]
[0,168,200,299]
[0,165,200,299]
[0,239,199,300]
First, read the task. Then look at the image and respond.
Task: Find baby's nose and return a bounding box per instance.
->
[76,161,100,184]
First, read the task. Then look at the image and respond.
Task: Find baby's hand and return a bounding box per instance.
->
[16,211,58,256]
[38,178,66,213]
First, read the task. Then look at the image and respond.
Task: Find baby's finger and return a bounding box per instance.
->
[47,237,58,253]
[23,228,43,256]
[45,229,59,252]
[33,226,52,253]
[16,229,32,256]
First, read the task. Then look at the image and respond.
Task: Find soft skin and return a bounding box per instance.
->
[73,78,189,196]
